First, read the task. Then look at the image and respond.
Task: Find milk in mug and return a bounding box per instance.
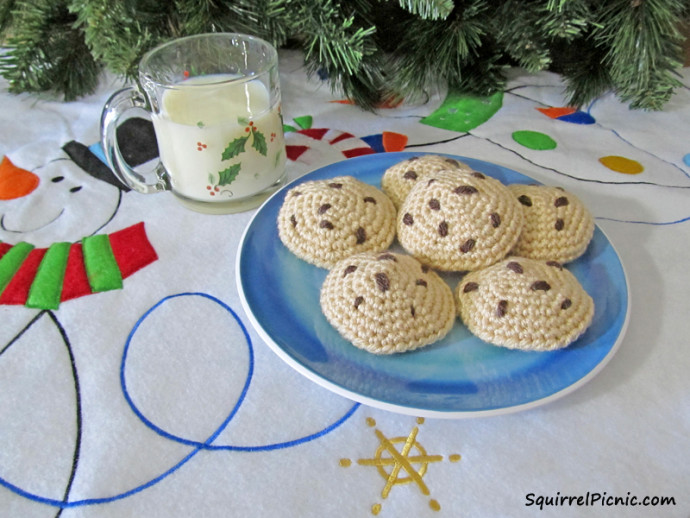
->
[152,74,286,204]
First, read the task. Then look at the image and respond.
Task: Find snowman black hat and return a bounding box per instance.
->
[62,117,159,192]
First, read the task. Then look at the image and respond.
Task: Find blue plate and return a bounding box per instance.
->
[236,152,630,418]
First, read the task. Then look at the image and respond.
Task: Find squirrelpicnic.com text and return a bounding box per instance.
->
[525,492,676,511]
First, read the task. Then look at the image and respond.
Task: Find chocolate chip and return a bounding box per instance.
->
[445,158,459,166]
[506,261,523,274]
[463,282,479,293]
[290,215,297,227]
[403,170,418,180]
[427,178,437,186]
[377,253,397,261]
[429,198,441,210]
[355,227,367,244]
[518,195,532,207]
[403,213,414,225]
[319,220,334,229]
[328,182,343,189]
[460,239,476,253]
[343,265,357,277]
[416,279,428,287]
[555,196,569,207]
[454,185,479,195]
[561,298,572,310]
[471,172,486,179]
[318,203,331,214]
[531,280,551,291]
[421,264,430,273]
[546,260,563,270]
[490,212,501,228]
[363,196,377,204]
[375,272,390,292]
[409,156,420,162]
[354,296,364,309]
[410,305,416,317]
[555,218,565,231]
[291,190,302,197]
[496,300,508,317]
[438,221,449,237]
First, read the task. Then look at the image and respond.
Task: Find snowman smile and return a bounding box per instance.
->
[0,208,65,234]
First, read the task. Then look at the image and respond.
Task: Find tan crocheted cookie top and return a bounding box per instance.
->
[320,251,456,354]
[456,257,594,351]
[508,184,595,263]
[381,154,472,208]
[396,169,524,272]
[277,176,397,268]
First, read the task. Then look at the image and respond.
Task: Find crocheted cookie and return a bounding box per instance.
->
[456,257,594,351]
[381,154,472,208]
[320,251,456,354]
[508,184,595,263]
[396,170,524,272]
[277,176,397,268]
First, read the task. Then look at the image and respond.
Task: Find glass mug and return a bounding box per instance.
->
[101,33,287,214]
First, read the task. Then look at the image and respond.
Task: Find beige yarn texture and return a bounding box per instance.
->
[381,154,472,208]
[509,184,595,263]
[397,169,524,272]
[456,257,594,351]
[320,251,456,354]
[277,176,397,268]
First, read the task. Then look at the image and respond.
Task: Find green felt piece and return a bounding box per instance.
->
[421,91,503,132]
[512,130,557,150]
[82,234,123,292]
[282,124,298,133]
[293,115,313,129]
[26,242,71,310]
[0,242,35,295]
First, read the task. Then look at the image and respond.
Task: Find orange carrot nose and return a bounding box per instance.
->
[0,155,40,200]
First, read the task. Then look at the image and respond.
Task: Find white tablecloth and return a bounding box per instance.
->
[1,51,688,517]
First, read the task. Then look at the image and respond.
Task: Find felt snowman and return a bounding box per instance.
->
[0,120,357,513]
[0,120,159,309]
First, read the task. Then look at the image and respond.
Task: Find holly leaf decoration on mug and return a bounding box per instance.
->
[217,163,241,186]
[252,130,267,156]
[221,137,248,160]
[214,118,269,190]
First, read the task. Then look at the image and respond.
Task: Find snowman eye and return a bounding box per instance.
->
[70,186,82,193]
[52,176,65,183]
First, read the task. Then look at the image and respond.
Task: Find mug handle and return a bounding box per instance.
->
[100,87,170,194]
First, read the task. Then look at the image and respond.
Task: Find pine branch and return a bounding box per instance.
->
[541,0,594,41]
[285,0,384,107]
[389,0,454,20]
[293,0,376,76]
[0,0,99,99]
[173,0,229,35]
[1,0,686,110]
[389,1,506,100]
[224,0,291,46]
[491,0,553,72]
[550,32,613,109]
[69,0,174,79]
[0,0,17,36]
[593,0,685,110]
